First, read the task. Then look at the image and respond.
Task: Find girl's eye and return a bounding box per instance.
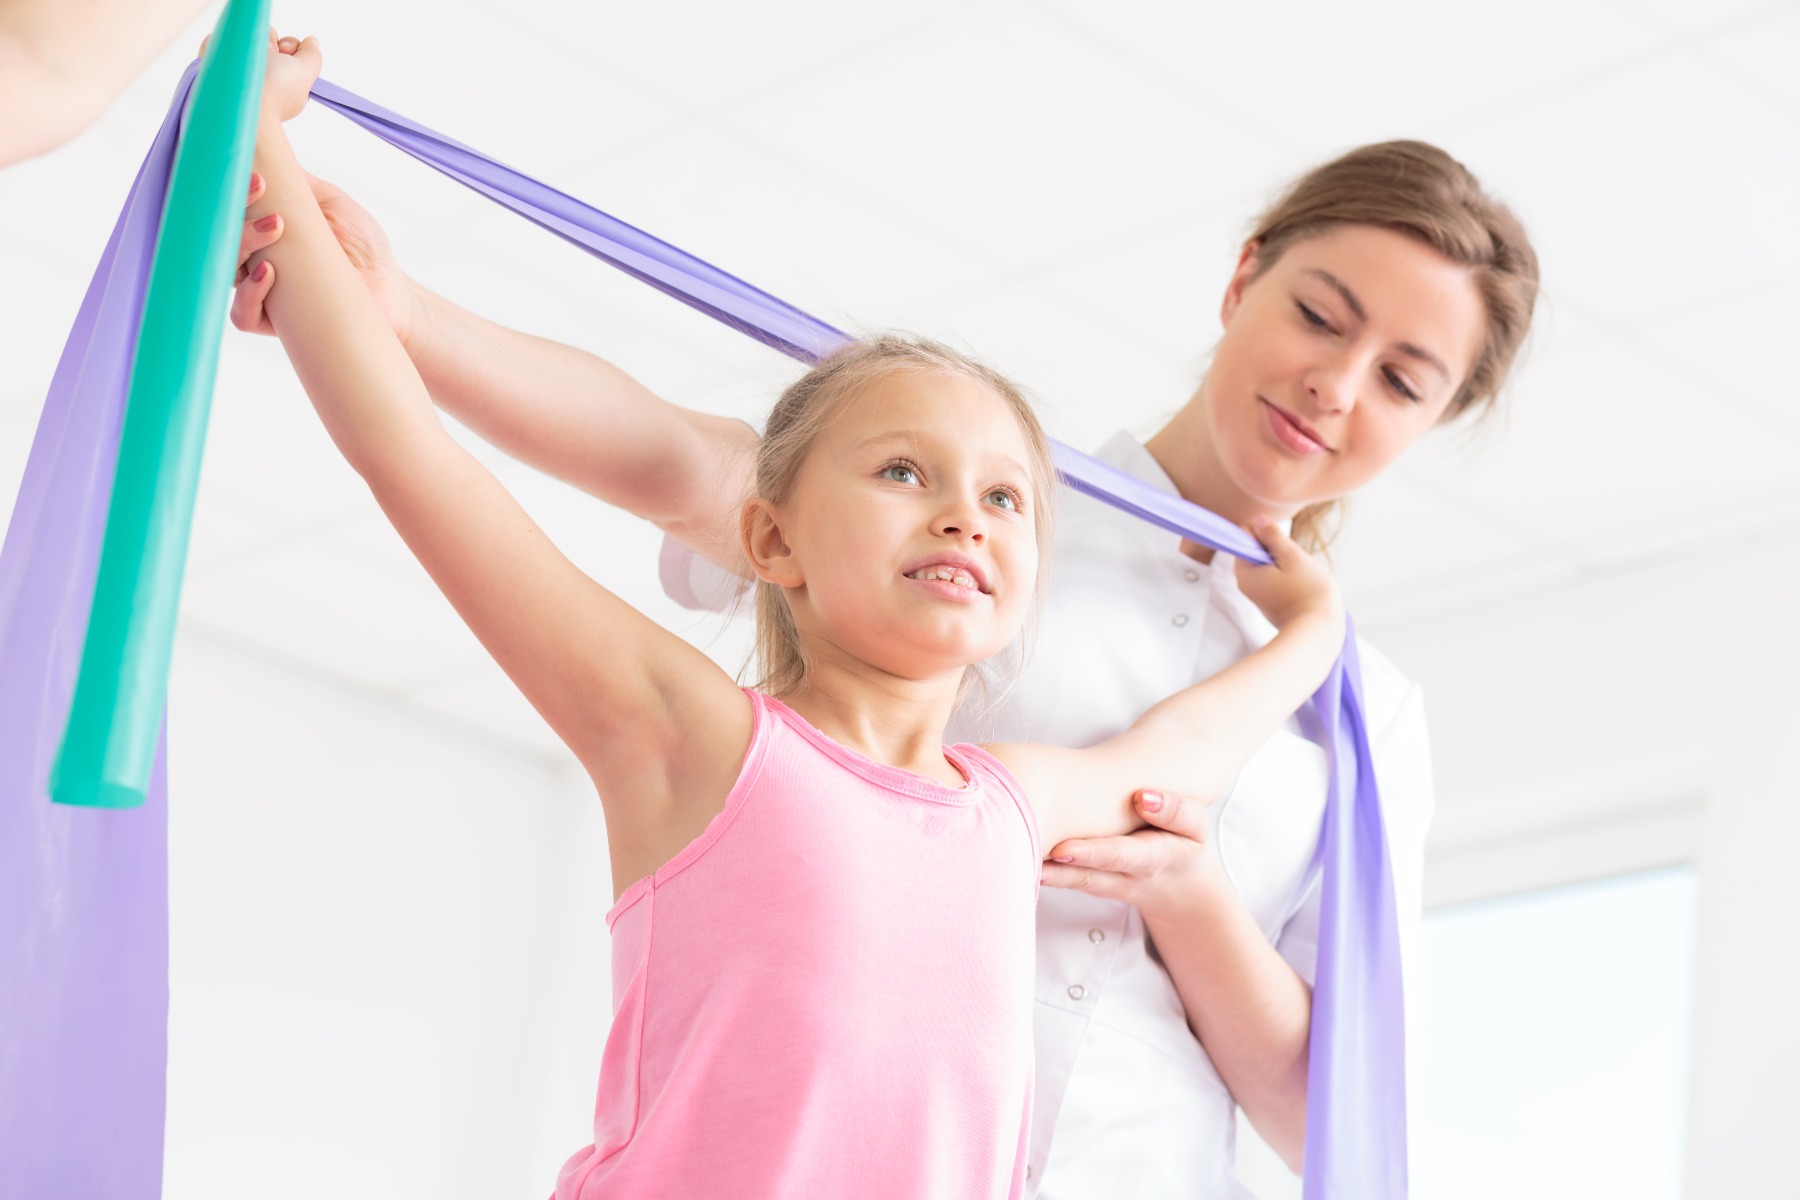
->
[986,487,1023,512]
[880,461,921,485]
[1296,301,1330,331]
[1383,368,1421,403]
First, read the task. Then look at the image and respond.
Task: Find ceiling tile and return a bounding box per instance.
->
[1440,53,1800,324]
[1701,6,1800,113]
[281,0,683,179]
[497,0,975,110]
[1038,0,1659,157]
[1333,468,1558,615]
[1027,205,1256,362]
[542,121,997,318]
[1635,273,1800,436]
[1614,0,1793,36]
[722,0,1288,273]
[911,282,1201,451]
[1401,327,1800,549]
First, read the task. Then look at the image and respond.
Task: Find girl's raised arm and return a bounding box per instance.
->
[231,123,756,576]
[245,41,751,884]
[989,521,1343,850]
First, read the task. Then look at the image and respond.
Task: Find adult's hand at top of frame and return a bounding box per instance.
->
[0,0,216,168]
[233,168,421,344]
[1039,788,1232,919]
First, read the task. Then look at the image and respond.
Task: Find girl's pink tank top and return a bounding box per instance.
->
[554,689,1040,1200]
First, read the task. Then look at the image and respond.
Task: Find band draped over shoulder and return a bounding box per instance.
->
[0,43,1409,1200]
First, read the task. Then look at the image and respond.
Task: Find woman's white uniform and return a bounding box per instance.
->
[661,430,1434,1199]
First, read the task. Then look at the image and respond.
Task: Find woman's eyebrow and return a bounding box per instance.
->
[1303,267,1450,380]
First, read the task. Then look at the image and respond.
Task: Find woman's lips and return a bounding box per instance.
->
[1261,399,1331,456]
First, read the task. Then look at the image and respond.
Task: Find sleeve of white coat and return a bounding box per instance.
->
[658,532,753,613]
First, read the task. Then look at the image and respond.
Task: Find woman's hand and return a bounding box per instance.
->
[1039,788,1231,919]
[1235,516,1342,631]
[235,171,420,344]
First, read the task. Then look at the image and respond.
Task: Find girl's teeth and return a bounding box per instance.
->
[909,566,979,589]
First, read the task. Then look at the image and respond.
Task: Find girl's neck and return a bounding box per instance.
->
[1141,394,1285,565]
[777,660,968,787]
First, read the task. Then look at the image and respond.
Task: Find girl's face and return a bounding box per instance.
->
[750,371,1041,686]
[1178,224,1487,519]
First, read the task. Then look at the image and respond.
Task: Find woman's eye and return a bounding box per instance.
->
[1383,368,1421,403]
[881,462,920,484]
[1297,301,1329,330]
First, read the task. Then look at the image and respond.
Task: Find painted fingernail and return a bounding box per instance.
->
[253,215,279,233]
[1140,790,1164,812]
[248,172,262,195]
[1050,855,1073,864]
[251,261,270,283]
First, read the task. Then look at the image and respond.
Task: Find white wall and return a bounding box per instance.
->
[163,632,609,1199]
[1363,524,1800,1194]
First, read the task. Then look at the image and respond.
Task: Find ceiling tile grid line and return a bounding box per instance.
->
[1424,30,1706,144]
[1548,290,1800,443]
[1018,0,1306,153]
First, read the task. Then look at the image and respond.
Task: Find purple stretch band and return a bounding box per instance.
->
[0,64,193,1200]
[0,68,1406,1198]
[306,80,1403,1193]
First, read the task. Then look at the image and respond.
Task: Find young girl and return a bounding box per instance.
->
[245,37,1343,1199]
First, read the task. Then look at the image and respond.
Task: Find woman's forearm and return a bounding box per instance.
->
[1144,882,1311,1171]
[402,284,757,565]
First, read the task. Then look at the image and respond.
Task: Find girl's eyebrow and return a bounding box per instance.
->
[853,430,1029,479]
[1301,267,1451,381]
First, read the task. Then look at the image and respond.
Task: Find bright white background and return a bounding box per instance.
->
[2,0,1797,1195]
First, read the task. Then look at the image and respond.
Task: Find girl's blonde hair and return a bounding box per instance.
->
[748,335,1056,700]
[1244,139,1540,551]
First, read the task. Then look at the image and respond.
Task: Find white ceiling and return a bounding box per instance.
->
[2,0,1796,760]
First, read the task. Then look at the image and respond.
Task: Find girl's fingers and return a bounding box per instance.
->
[230,260,275,335]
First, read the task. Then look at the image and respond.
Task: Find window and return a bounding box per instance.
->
[1415,866,1696,1199]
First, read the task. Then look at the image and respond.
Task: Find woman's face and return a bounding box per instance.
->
[1193,224,1487,517]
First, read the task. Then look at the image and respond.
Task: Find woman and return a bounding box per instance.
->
[234,60,1538,1190]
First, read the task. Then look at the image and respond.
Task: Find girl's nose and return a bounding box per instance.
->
[932,498,987,543]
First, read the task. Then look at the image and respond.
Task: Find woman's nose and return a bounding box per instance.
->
[1305,350,1360,415]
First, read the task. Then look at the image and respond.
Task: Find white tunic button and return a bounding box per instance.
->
[1171,613,1189,627]
[1088,928,1105,943]
[1184,567,1200,582]
[1068,984,1086,1001]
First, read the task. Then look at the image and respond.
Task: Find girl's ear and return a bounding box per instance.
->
[741,498,803,587]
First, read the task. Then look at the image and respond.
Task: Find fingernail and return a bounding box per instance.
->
[1140,790,1163,813]
[1050,855,1073,864]
[252,261,270,283]
[248,172,262,195]
[254,215,279,233]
